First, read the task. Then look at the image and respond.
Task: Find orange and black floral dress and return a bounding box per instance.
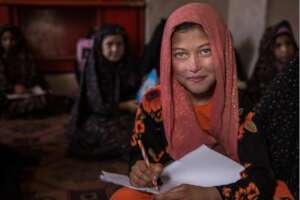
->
[129,57,298,200]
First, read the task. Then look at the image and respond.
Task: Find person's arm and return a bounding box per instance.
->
[119,99,138,113]
[129,102,171,169]
[129,88,173,188]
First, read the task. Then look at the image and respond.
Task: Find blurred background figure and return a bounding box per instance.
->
[139,18,166,78]
[75,26,98,84]
[136,18,166,103]
[67,24,139,160]
[0,25,49,118]
[246,20,298,107]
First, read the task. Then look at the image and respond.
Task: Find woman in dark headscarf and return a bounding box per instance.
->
[246,20,298,106]
[67,24,139,159]
[0,25,48,118]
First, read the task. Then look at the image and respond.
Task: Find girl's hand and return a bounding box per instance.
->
[129,160,163,187]
[119,99,138,113]
[14,84,28,94]
[154,184,222,200]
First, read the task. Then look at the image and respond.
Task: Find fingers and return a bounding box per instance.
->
[129,161,164,188]
[129,160,155,187]
[151,163,164,177]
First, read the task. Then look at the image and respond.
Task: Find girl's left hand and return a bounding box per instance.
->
[154,184,222,200]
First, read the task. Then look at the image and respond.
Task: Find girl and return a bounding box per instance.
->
[110,3,276,200]
[0,25,48,118]
[68,24,139,159]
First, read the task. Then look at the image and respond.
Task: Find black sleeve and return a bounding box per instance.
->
[129,100,172,171]
[217,112,276,199]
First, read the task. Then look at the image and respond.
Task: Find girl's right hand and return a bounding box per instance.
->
[129,160,163,187]
[14,84,28,94]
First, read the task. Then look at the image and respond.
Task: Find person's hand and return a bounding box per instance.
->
[119,99,138,113]
[154,184,222,200]
[129,160,163,187]
[14,84,28,94]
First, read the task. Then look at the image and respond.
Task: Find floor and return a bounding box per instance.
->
[0,98,128,200]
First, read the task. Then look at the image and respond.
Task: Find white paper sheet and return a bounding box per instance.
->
[100,171,160,194]
[100,145,244,194]
[6,86,46,100]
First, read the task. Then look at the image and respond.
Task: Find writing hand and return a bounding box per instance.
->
[129,160,163,187]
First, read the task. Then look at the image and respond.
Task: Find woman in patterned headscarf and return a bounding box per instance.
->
[112,3,250,200]
[67,24,139,159]
[111,3,297,200]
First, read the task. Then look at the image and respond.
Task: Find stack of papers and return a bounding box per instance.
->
[100,145,244,194]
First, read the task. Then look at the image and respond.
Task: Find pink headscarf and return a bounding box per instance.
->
[160,3,239,161]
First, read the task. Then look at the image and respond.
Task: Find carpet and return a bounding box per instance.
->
[0,113,128,200]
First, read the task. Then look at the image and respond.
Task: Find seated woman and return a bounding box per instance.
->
[67,24,139,159]
[250,55,298,199]
[246,20,298,107]
[0,25,48,118]
[110,3,277,200]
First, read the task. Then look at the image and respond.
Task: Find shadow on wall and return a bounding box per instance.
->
[236,37,255,79]
[45,73,79,97]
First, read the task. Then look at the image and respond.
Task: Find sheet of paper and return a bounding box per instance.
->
[100,145,244,194]
[6,93,31,99]
[100,171,160,194]
[6,87,46,100]
[159,145,244,192]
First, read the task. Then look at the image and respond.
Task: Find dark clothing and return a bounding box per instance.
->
[0,51,48,118]
[67,24,138,159]
[0,145,24,200]
[139,19,166,77]
[68,55,136,159]
[252,56,299,199]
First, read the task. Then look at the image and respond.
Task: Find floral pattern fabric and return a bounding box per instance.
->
[129,86,275,199]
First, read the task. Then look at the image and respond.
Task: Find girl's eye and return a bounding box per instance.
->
[199,48,212,56]
[174,52,188,59]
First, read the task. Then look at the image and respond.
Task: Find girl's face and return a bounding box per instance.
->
[1,31,15,53]
[273,34,296,65]
[101,34,125,62]
[172,26,216,104]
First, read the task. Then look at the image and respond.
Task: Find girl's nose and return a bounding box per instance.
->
[188,54,201,72]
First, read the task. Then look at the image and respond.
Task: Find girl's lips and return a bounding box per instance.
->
[187,76,206,83]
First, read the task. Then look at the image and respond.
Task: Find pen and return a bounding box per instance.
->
[136,134,159,191]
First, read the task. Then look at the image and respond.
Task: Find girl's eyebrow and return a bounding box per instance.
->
[198,42,210,48]
[172,42,210,51]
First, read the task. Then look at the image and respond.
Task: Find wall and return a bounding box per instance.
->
[267,0,299,43]
[227,0,268,78]
[145,0,229,43]
[45,73,78,97]
[49,0,300,95]
[0,0,145,96]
